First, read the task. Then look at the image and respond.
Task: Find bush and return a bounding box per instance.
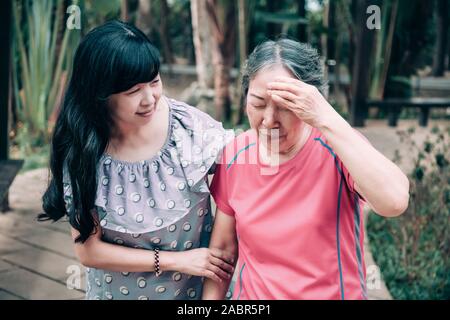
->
[367,126,450,300]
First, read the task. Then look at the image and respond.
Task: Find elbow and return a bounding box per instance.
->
[390,193,409,217]
[74,242,100,268]
[394,175,410,216]
[384,175,410,217]
[379,189,410,218]
[76,250,95,268]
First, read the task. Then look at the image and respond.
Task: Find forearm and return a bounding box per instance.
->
[202,239,238,299]
[77,240,179,273]
[203,272,233,300]
[318,110,409,216]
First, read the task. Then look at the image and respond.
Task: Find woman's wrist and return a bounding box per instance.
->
[158,251,179,272]
[317,108,349,136]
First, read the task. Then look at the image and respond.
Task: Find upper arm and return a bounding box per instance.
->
[209,208,238,252]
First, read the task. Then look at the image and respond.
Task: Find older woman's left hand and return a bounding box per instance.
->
[267,76,336,128]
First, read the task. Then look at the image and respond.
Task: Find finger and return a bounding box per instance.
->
[208,264,231,280]
[210,256,234,274]
[271,94,298,111]
[267,89,298,103]
[273,76,307,86]
[204,270,223,283]
[210,248,234,264]
[267,81,301,95]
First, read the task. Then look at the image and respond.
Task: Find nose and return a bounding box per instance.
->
[141,84,156,106]
[262,104,280,129]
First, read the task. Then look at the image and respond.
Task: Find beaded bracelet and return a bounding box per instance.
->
[154,247,161,277]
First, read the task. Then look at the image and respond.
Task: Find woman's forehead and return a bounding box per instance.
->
[251,65,296,86]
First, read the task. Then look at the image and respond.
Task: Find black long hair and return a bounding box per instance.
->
[40,20,161,243]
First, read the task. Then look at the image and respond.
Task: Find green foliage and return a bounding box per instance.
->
[367,126,450,299]
[11,124,50,172]
[12,0,80,154]
[330,100,348,120]
[83,0,121,32]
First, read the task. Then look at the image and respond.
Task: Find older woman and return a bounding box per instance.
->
[202,39,409,300]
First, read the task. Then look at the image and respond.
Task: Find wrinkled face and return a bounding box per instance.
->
[246,65,303,154]
[108,74,163,127]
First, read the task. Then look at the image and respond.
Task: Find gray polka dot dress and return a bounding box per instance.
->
[63,98,234,300]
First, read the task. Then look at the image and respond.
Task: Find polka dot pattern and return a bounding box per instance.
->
[67,99,229,300]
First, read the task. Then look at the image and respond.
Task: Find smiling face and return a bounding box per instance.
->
[246,65,304,154]
[107,74,163,128]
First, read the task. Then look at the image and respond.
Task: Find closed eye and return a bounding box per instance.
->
[251,104,265,109]
[127,87,140,95]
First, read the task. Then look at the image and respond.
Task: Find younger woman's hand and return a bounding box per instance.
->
[175,248,235,283]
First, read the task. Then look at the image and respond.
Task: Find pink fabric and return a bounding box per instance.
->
[211,128,368,300]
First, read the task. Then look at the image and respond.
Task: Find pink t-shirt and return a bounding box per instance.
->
[210,127,368,300]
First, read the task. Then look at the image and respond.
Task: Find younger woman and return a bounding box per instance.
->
[40,20,234,300]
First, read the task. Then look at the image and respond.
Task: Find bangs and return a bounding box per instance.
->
[110,39,160,94]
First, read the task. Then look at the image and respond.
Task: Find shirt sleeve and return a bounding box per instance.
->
[210,151,235,217]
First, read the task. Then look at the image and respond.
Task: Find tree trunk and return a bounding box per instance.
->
[236,0,248,125]
[377,0,398,99]
[206,0,236,122]
[190,0,214,113]
[266,0,281,39]
[349,0,378,127]
[327,0,336,60]
[432,0,448,76]
[297,0,307,42]
[159,0,174,64]
[321,2,330,58]
[136,0,154,38]
[121,0,128,21]
[191,0,214,89]
[213,54,232,121]
[0,0,12,160]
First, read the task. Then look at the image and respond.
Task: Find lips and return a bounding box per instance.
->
[136,108,155,117]
[259,129,286,139]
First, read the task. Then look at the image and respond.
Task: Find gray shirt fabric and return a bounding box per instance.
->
[63,97,233,300]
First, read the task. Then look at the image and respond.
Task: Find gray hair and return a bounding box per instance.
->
[241,39,327,99]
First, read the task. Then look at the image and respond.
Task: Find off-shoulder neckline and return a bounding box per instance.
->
[102,96,174,166]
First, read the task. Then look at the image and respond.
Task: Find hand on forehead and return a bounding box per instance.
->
[267,76,310,92]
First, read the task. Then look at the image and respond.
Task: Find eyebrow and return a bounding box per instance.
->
[126,86,140,93]
[249,93,265,100]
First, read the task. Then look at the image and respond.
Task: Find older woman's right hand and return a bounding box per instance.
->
[175,248,235,283]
